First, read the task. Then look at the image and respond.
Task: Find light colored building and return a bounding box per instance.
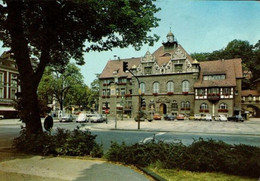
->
[98,32,243,118]
[0,52,19,118]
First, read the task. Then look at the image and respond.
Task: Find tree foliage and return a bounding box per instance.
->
[0,0,160,134]
[38,63,85,111]
[191,39,260,81]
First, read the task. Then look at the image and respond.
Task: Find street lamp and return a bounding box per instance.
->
[114,75,118,129]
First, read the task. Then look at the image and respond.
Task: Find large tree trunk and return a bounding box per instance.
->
[6,1,43,134]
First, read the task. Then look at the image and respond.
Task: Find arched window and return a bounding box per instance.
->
[182,80,190,92]
[171,100,178,111]
[153,82,160,93]
[200,103,208,110]
[181,101,186,108]
[140,83,145,94]
[186,101,190,109]
[167,81,174,92]
[181,101,190,110]
[219,103,228,110]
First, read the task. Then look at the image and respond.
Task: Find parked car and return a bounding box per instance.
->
[235,115,245,122]
[215,114,228,121]
[59,114,73,122]
[228,115,244,122]
[176,114,184,120]
[189,115,195,120]
[89,114,105,123]
[194,114,201,121]
[200,114,207,121]
[163,114,168,120]
[76,113,87,123]
[166,114,176,121]
[153,114,161,120]
[205,114,212,121]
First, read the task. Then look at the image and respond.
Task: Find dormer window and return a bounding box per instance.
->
[203,74,226,80]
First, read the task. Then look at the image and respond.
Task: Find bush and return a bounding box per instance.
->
[105,138,260,178]
[13,128,103,157]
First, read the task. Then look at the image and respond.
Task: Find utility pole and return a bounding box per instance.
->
[123,61,141,129]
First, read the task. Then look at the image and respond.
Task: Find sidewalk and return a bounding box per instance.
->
[0,155,150,181]
[91,118,260,136]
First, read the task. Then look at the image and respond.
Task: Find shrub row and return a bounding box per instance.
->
[105,138,260,178]
[13,128,103,157]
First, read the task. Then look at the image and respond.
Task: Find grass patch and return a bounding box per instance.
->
[147,166,257,181]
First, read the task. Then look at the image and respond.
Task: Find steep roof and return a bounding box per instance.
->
[99,57,141,79]
[194,58,243,88]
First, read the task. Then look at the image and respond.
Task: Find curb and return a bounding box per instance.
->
[137,166,167,181]
[90,126,260,137]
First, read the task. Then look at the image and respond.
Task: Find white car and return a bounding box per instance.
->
[89,114,103,123]
[76,113,87,123]
[205,114,212,121]
[194,114,201,120]
[219,114,228,121]
[215,114,228,121]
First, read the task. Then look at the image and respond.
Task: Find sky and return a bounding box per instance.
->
[1,0,260,86]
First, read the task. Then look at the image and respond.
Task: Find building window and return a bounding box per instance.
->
[0,87,3,98]
[102,89,106,96]
[116,88,120,96]
[153,82,160,93]
[200,103,208,110]
[203,74,226,80]
[219,103,228,110]
[182,80,190,92]
[144,67,152,75]
[0,72,4,86]
[181,101,190,110]
[167,81,174,92]
[197,89,205,96]
[181,101,186,109]
[175,64,183,72]
[11,74,18,87]
[118,78,127,83]
[120,88,125,96]
[107,89,110,96]
[186,101,190,109]
[223,88,231,95]
[10,89,16,99]
[208,88,219,94]
[171,100,178,111]
[140,83,145,94]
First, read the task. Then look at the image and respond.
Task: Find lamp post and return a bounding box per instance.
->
[114,75,118,129]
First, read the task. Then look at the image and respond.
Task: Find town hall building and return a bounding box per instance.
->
[98,31,243,118]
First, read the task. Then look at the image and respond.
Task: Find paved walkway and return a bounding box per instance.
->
[91,118,260,136]
[0,155,150,181]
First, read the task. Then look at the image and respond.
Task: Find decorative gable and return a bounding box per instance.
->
[171,46,186,60]
[141,51,155,63]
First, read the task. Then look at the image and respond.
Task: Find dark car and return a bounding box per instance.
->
[167,114,175,121]
[228,115,244,122]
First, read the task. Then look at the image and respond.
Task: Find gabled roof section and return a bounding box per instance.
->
[152,44,194,67]
[99,57,141,79]
[194,58,243,88]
